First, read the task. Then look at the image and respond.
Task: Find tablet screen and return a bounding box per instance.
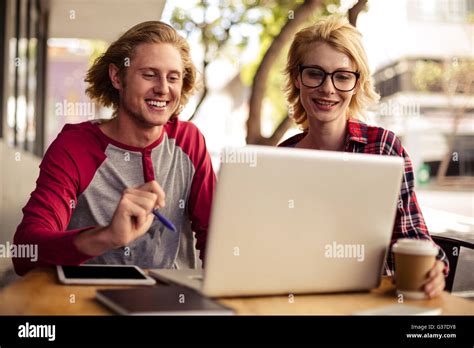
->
[62,265,147,280]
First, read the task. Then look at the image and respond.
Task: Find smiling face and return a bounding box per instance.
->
[110,42,183,128]
[295,42,357,125]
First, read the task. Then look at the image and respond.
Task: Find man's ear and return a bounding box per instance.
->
[109,63,122,90]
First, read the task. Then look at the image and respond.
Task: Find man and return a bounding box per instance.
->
[13,21,215,275]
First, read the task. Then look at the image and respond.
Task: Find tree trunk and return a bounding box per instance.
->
[264,114,295,145]
[188,35,209,122]
[348,0,367,26]
[188,85,208,122]
[246,0,323,145]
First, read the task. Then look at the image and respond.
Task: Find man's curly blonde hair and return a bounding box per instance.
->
[284,16,380,130]
[85,21,196,117]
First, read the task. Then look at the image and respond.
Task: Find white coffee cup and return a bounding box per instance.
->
[392,239,438,300]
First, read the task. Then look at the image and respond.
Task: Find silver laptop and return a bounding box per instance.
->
[150,145,404,297]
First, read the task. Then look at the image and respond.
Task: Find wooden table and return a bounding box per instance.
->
[0,268,473,315]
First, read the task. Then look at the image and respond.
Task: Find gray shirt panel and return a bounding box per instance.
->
[67,133,198,269]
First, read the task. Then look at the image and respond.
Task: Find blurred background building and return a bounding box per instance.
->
[359,0,474,184]
[357,0,474,241]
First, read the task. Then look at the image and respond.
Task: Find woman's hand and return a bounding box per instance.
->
[423,260,446,298]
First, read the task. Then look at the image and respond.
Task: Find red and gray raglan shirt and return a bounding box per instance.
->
[13,118,216,275]
[279,118,449,276]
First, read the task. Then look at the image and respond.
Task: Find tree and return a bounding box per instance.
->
[348,0,367,26]
[246,0,368,145]
[246,0,323,145]
[171,0,263,120]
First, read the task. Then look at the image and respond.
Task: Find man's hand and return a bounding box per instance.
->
[423,260,446,298]
[74,180,165,256]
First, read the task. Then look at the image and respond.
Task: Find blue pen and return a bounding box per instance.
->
[152,209,177,233]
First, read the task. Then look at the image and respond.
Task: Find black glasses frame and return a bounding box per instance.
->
[298,65,360,92]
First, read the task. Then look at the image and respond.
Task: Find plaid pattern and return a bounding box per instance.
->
[279,118,449,276]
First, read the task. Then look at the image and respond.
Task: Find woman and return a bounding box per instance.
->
[279,16,447,298]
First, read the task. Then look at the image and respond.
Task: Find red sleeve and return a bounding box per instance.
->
[172,121,216,261]
[13,127,103,275]
[384,132,449,276]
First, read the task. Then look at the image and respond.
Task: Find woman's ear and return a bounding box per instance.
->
[109,63,122,90]
[351,79,359,95]
[295,75,301,90]
[355,78,361,93]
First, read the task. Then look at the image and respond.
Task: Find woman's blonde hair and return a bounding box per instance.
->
[85,21,196,117]
[284,15,379,130]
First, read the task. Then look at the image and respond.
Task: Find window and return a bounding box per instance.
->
[4,0,48,157]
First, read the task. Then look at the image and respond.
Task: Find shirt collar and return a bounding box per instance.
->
[346,118,368,145]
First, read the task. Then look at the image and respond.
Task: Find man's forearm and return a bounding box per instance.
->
[73,226,115,257]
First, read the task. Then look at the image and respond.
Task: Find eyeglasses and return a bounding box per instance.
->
[299,65,360,92]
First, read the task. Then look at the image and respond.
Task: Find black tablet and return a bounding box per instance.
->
[56,265,156,285]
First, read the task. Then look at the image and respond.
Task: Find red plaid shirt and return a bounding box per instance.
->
[279,118,449,276]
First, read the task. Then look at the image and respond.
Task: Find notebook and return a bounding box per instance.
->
[95,285,235,315]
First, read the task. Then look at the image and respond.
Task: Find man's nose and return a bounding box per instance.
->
[153,76,169,94]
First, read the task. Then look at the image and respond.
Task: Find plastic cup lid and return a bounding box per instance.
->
[392,238,438,256]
